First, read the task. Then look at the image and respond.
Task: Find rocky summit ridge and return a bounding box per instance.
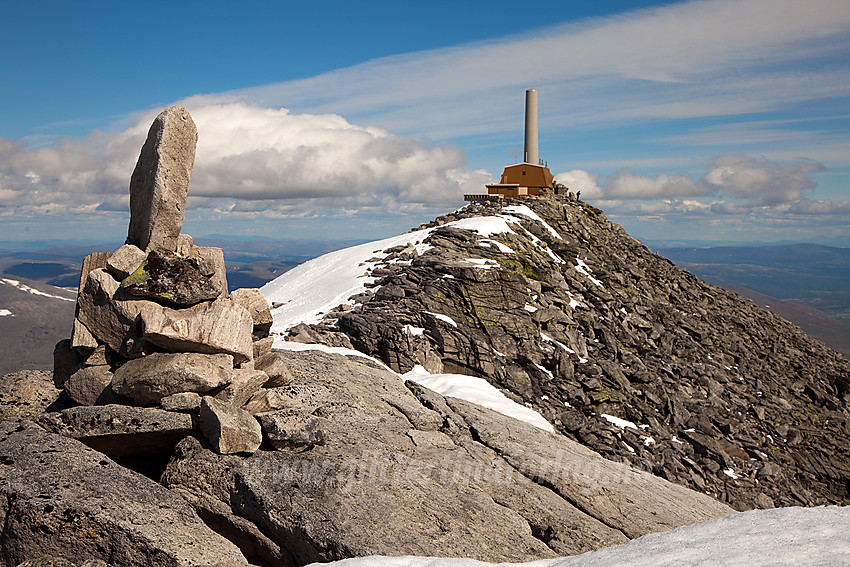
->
[0,108,741,566]
[275,196,850,512]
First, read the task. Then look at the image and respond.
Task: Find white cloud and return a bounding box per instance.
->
[606,170,708,200]
[554,169,602,198]
[0,102,493,220]
[702,154,823,206]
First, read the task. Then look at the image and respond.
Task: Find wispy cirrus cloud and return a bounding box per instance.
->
[212,0,850,141]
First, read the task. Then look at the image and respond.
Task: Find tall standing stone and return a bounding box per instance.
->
[127,106,198,252]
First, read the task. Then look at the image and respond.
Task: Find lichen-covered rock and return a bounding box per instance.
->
[106,243,147,280]
[120,249,220,307]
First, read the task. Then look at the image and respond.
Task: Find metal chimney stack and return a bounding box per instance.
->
[523,89,539,165]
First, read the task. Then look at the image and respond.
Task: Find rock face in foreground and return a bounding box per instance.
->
[277,197,850,511]
[162,349,732,566]
[0,418,248,566]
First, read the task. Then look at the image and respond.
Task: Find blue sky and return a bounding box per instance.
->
[1,0,849,246]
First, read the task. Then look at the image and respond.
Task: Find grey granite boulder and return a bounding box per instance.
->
[140,298,254,363]
[37,405,194,457]
[230,288,273,338]
[112,352,234,406]
[160,391,202,412]
[199,396,262,455]
[106,243,146,280]
[0,370,64,420]
[126,106,197,253]
[214,368,268,408]
[64,364,116,406]
[0,418,248,566]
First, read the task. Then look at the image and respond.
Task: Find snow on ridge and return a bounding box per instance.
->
[403,365,555,433]
[446,216,514,237]
[574,258,604,288]
[0,278,75,302]
[501,204,563,241]
[262,227,436,334]
[424,311,458,328]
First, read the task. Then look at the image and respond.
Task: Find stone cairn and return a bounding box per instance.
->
[52,106,313,455]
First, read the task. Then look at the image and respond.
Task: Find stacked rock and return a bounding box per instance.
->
[52,106,294,455]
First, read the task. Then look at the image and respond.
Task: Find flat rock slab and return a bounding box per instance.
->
[141,298,253,363]
[37,404,194,457]
[0,418,248,566]
[121,250,220,307]
[127,106,197,253]
[112,351,234,406]
[163,350,734,565]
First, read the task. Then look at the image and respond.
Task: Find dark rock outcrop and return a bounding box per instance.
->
[283,197,850,511]
[0,418,249,566]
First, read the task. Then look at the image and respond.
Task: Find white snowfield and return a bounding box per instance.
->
[0,278,75,302]
[306,506,850,567]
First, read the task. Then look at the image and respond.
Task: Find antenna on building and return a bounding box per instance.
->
[523,89,539,165]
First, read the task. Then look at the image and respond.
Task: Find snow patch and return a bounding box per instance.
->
[308,506,850,567]
[501,204,563,240]
[479,239,515,254]
[0,278,75,302]
[272,340,391,370]
[424,311,458,327]
[263,227,436,333]
[574,259,604,288]
[403,366,555,433]
[601,414,639,431]
[404,325,425,337]
[461,258,499,269]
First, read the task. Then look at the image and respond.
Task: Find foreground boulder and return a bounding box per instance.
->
[0,418,248,566]
[163,349,732,565]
